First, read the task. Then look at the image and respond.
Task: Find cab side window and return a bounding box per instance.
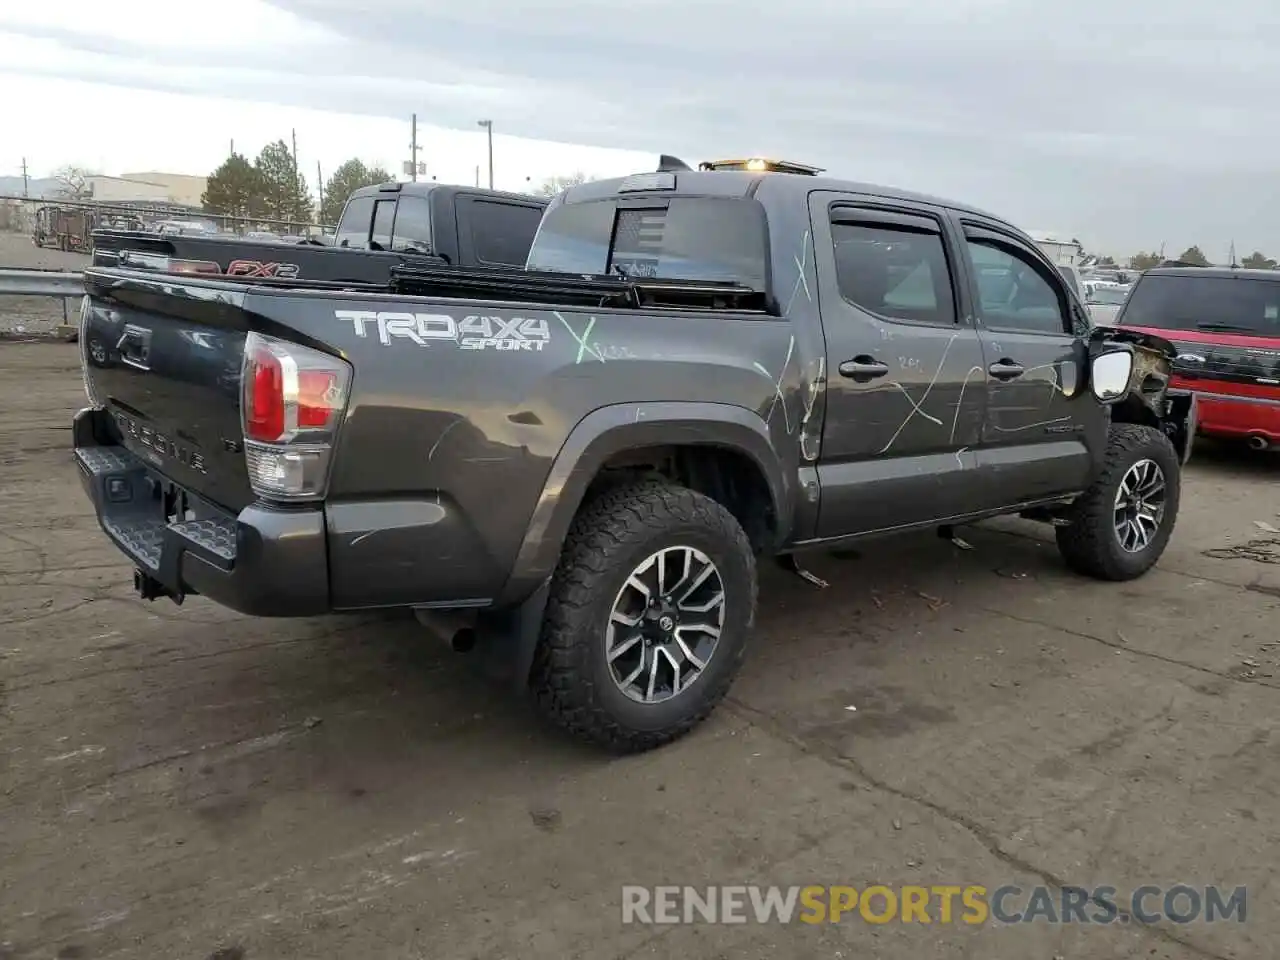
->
[831,216,957,326]
[965,238,1069,335]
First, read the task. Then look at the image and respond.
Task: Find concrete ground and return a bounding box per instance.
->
[0,340,1276,960]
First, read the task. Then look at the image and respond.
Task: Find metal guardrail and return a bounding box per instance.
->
[0,267,85,299]
[0,268,85,338]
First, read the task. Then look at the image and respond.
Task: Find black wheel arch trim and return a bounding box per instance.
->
[497,401,791,606]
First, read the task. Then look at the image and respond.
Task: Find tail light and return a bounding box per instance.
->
[119,251,222,274]
[240,331,352,501]
[78,296,103,407]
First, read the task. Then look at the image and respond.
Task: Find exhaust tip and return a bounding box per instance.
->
[450,627,477,653]
[1247,434,1271,451]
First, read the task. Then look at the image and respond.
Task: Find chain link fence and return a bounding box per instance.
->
[0,194,330,250]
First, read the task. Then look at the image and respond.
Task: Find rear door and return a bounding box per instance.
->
[953,218,1100,505]
[809,192,988,537]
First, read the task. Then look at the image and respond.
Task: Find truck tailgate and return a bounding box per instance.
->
[80,272,255,512]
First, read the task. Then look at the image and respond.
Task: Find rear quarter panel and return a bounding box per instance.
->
[243,289,803,606]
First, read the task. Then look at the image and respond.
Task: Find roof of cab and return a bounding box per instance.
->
[350,181,548,204]
[561,168,1008,223]
[1143,266,1280,281]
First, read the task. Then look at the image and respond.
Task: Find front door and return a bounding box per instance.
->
[809,192,988,538]
[953,219,1103,507]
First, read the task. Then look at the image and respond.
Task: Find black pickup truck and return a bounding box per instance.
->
[90,182,548,282]
[72,157,1195,753]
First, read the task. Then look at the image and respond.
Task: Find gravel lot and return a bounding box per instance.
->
[1,347,1278,955]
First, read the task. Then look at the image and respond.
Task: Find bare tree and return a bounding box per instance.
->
[53,165,95,199]
[534,172,593,197]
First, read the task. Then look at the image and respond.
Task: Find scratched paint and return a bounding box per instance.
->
[877,333,960,453]
[753,335,796,433]
[799,356,826,461]
[785,230,813,315]
[552,311,606,364]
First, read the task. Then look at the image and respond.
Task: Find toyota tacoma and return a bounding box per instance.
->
[73,156,1196,752]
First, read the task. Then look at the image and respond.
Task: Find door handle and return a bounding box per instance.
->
[838,356,890,382]
[987,359,1024,381]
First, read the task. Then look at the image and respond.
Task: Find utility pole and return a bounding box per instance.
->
[230,139,234,157]
[409,113,419,182]
[316,161,324,222]
[290,128,301,228]
[477,119,494,188]
[475,165,480,187]
[21,157,29,198]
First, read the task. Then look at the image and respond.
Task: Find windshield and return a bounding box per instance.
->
[1120,274,1280,337]
[526,196,769,289]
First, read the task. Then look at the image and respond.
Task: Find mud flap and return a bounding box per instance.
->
[1166,390,1197,464]
[470,578,552,690]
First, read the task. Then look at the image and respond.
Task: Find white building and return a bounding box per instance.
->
[1028,231,1084,266]
[120,172,208,207]
[82,172,208,207]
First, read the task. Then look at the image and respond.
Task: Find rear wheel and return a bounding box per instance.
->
[530,480,756,753]
[1055,423,1181,580]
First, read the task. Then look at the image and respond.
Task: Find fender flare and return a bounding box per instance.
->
[496,401,791,606]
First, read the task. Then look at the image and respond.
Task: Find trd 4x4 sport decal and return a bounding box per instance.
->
[336,310,551,351]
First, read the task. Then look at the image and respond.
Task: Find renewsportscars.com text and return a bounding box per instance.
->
[621,884,1247,926]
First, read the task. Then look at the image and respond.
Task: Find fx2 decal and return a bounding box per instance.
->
[336,310,551,351]
[226,259,300,278]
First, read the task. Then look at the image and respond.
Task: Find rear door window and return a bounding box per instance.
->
[390,196,433,252]
[1120,274,1280,337]
[831,220,956,325]
[370,200,396,249]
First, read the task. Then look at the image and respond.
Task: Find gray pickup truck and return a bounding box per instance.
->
[73,156,1195,752]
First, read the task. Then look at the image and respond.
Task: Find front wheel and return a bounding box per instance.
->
[1056,423,1181,581]
[530,480,757,753]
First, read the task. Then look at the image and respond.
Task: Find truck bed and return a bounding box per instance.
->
[74,266,795,615]
[91,229,434,284]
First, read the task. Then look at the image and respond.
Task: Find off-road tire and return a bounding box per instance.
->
[530,479,757,753]
[1055,423,1181,581]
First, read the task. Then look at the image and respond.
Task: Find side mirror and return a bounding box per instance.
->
[1091,349,1134,403]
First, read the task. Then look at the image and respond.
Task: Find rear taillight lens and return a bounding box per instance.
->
[118,251,221,274]
[78,296,103,407]
[240,331,352,501]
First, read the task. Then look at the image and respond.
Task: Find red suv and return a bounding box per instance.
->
[1115,267,1280,450]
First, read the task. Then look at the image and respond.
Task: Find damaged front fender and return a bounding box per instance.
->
[1089,326,1196,463]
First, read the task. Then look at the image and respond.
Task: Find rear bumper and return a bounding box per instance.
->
[73,406,330,617]
[1186,389,1280,443]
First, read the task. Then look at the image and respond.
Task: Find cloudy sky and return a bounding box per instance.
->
[2,0,1277,257]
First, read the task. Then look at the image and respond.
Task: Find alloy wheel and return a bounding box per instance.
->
[605,546,726,704]
[1113,458,1167,553]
